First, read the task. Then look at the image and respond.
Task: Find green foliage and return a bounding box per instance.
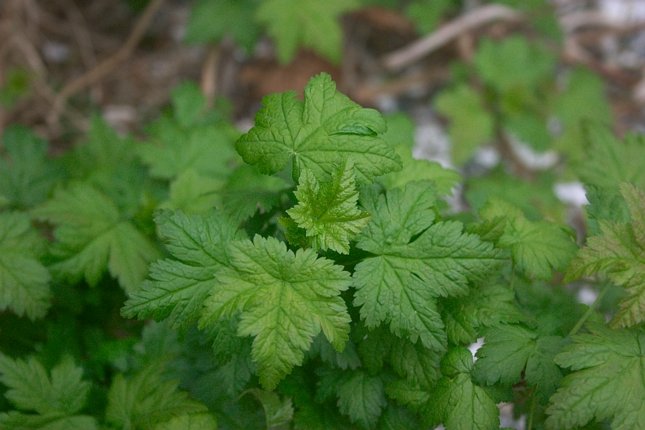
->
[186,0,260,52]
[33,183,159,294]
[354,182,502,350]
[0,126,60,209]
[435,84,494,164]
[0,355,94,428]
[567,184,645,327]
[0,33,642,429]
[236,73,401,182]
[0,212,50,319]
[256,0,358,64]
[287,162,370,254]
[546,324,645,429]
[200,235,352,389]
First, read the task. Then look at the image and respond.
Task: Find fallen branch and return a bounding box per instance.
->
[381,4,523,71]
[47,0,165,126]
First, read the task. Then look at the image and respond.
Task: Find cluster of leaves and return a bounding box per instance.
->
[2,66,643,429]
[185,0,470,64]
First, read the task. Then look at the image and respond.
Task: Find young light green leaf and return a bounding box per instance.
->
[473,325,566,401]
[425,348,499,430]
[567,183,645,327]
[546,324,645,429]
[0,211,50,319]
[106,364,207,429]
[287,162,370,254]
[256,0,358,63]
[123,210,245,329]
[200,235,352,389]
[236,73,401,183]
[354,183,502,350]
[33,183,159,293]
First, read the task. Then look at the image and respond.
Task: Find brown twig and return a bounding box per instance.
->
[47,0,165,126]
[381,4,523,71]
[201,44,220,108]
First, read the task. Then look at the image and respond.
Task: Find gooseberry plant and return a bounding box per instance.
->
[0,73,644,429]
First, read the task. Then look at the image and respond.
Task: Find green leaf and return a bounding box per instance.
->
[236,73,401,183]
[474,36,555,92]
[186,0,259,52]
[154,413,217,430]
[481,199,577,279]
[139,123,237,181]
[546,324,645,429]
[379,145,460,195]
[200,235,352,389]
[353,183,502,350]
[106,364,207,429]
[442,284,524,345]
[123,210,245,329]
[554,69,612,160]
[0,355,90,415]
[287,162,370,254]
[388,337,442,388]
[0,125,60,209]
[567,184,645,327]
[0,212,50,319]
[435,84,494,164]
[405,0,455,34]
[378,405,421,430]
[425,348,499,430]
[465,169,565,222]
[66,117,143,211]
[161,169,222,213]
[219,164,290,222]
[33,183,159,293]
[244,388,293,429]
[336,371,386,428]
[473,325,566,401]
[0,412,97,430]
[255,0,358,63]
[575,123,645,190]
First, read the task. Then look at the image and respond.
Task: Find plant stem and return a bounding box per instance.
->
[568,284,611,337]
[527,393,536,430]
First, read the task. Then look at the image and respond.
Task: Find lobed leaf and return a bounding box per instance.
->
[236,73,401,183]
[287,162,370,254]
[0,212,50,319]
[354,183,503,350]
[200,235,352,389]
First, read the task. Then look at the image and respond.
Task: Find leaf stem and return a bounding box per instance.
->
[568,284,611,337]
[527,393,536,430]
